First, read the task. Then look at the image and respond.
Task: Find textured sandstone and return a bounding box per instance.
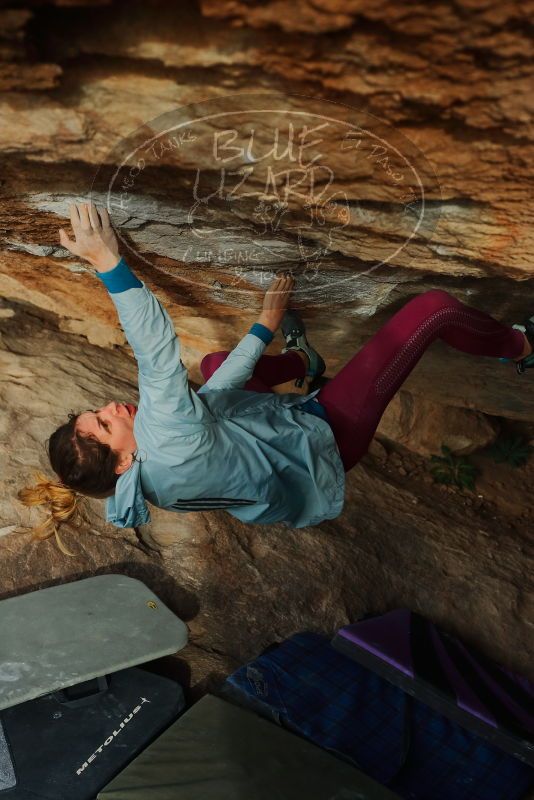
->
[377,390,500,456]
[1,0,533,701]
[1,299,533,690]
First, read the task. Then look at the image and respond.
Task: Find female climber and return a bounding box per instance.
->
[19,201,534,547]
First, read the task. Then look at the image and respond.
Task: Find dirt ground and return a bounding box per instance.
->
[367,419,534,542]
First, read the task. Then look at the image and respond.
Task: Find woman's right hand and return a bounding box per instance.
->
[258,271,295,332]
[59,201,120,272]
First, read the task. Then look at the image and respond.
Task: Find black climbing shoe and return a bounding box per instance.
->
[510,315,534,374]
[281,310,326,388]
[308,375,331,393]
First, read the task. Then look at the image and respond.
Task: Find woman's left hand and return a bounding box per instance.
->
[59,201,120,272]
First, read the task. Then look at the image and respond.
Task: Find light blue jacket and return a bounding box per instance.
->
[96,259,346,529]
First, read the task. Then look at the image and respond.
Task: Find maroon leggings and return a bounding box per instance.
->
[200,290,524,473]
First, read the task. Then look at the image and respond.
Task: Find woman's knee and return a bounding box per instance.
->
[411,288,459,314]
[200,351,230,378]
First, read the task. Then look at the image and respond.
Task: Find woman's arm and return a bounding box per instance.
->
[60,202,295,403]
[59,201,209,426]
[197,274,295,394]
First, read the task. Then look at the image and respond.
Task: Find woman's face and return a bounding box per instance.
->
[75,401,138,474]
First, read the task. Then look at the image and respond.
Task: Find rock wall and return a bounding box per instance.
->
[1,0,533,690]
[2,297,533,689]
[2,0,534,427]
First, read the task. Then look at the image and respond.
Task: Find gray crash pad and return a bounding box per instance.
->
[98,694,400,800]
[0,574,188,711]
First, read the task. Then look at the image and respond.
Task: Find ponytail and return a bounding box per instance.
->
[16,410,121,555]
[17,470,84,557]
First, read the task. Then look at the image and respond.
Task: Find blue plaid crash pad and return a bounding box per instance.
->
[219,632,534,800]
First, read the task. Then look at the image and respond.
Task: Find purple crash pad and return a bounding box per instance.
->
[332,609,534,766]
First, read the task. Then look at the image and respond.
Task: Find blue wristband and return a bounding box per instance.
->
[95,257,143,293]
[249,322,274,344]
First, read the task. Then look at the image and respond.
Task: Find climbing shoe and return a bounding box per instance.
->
[281,310,326,388]
[500,315,534,374]
[308,375,331,392]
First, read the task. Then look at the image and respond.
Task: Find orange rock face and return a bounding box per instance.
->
[1,1,534,689]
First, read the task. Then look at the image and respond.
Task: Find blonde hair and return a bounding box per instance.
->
[17,470,85,557]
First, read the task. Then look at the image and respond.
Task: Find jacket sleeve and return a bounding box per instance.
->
[197,322,274,393]
[96,257,209,426]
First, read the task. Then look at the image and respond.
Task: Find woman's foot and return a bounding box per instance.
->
[308,374,331,392]
[510,320,534,374]
[293,349,309,369]
[513,333,533,362]
[281,310,326,388]
[269,349,311,395]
